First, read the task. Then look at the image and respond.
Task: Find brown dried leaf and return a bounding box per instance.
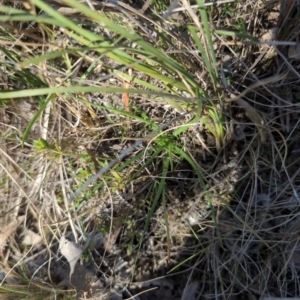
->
[20,229,42,246]
[0,216,25,250]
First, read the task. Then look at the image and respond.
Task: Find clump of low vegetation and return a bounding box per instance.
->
[1,0,300,299]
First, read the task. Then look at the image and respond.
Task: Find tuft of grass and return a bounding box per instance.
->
[2,0,300,298]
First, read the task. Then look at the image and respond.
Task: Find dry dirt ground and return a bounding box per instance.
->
[1,0,300,299]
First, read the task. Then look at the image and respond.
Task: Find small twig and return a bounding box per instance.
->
[140,0,152,14]
[58,156,78,243]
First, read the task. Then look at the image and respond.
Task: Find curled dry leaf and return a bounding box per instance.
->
[0,216,25,250]
[260,27,277,41]
[59,235,83,278]
[20,228,42,246]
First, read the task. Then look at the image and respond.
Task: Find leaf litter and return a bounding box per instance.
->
[1,0,300,299]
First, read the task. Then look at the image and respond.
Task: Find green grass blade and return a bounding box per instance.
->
[173,100,203,137]
[21,95,54,146]
[0,86,193,101]
[214,29,259,42]
[188,25,217,85]
[196,0,218,80]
